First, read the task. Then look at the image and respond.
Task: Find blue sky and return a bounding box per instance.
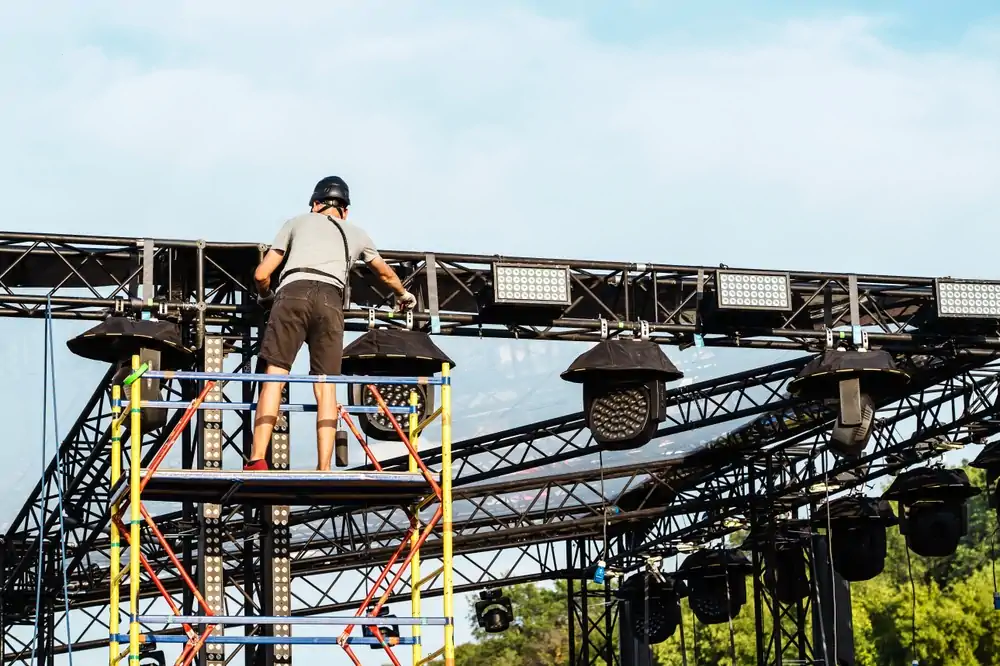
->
[2,2,999,664]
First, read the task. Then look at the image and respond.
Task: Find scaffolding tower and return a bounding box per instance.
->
[107,354,455,666]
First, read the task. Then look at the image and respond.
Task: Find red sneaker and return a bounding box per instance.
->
[243,459,269,471]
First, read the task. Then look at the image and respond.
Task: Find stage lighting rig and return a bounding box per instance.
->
[361,605,400,649]
[616,573,687,645]
[882,467,980,558]
[478,262,572,324]
[475,589,514,634]
[714,270,792,311]
[137,640,166,666]
[789,348,909,457]
[342,328,455,442]
[560,338,684,450]
[67,316,195,431]
[812,496,897,581]
[742,526,811,603]
[935,278,1000,319]
[675,549,753,624]
[971,443,1000,515]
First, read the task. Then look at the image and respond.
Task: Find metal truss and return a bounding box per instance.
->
[6,229,1000,664]
[9,352,997,662]
[2,232,999,353]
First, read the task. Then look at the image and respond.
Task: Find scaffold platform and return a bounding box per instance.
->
[107,356,456,666]
[110,469,437,506]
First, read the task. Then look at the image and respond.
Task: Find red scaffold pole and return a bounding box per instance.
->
[338,505,443,642]
[365,386,441,497]
[339,408,383,471]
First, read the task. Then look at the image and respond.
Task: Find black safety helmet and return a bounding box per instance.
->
[309,176,351,208]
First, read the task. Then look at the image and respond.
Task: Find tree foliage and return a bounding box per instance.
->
[436,465,1000,665]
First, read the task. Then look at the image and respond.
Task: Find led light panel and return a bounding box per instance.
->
[715,270,792,311]
[492,263,571,306]
[935,279,1000,318]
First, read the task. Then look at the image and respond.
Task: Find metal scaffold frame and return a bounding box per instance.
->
[107,356,455,666]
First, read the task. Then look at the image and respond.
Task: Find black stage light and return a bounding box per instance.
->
[675,549,753,625]
[741,527,810,603]
[560,339,684,450]
[812,496,897,582]
[342,328,455,442]
[882,467,981,558]
[361,605,400,650]
[970,442,1000,515]
[934,278,1000,319]
[477,262,572,325]
[138,640,166,666]
[788,349,909,457]
[615,574,687,645]
[68,317,195,431]
[475,589,514,634]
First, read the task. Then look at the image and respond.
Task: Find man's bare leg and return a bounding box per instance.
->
[314,383,338,471]
[249,365,290,463]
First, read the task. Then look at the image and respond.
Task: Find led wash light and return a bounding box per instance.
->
[492,263,572,306]
[935,278,1000,318]
[715,270,792,311]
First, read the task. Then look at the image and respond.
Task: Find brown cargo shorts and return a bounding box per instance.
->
[259,280,345,375]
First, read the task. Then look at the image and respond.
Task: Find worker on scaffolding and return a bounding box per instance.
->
[246,176,417,471]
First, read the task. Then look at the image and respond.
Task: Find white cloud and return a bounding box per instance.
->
[2,7,999,269]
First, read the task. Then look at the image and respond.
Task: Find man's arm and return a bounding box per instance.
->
[357,232,415,310]
[254,249,285,295]
[255,220,294,295]
[366,256,407,297]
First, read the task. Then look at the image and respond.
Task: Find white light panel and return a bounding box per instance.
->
[936,279,1000,318]
[493,263,571,306]
[716,271,792,311]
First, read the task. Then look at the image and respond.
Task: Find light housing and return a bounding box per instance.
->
[615,574,687,645]
[475,589,513,634]
[342,329,455,441]
[789,349,909,457]
[361,605,399,650]
[715,270,792,312]
[882,467,980,558]
[742,527,810,603]
[68,317,195,432]
[812,496,897,582]
[934,278,1000,319]
[492,262,571,307]
[560,339,683,450]
[478,262,572,325]
[675,549,752,625]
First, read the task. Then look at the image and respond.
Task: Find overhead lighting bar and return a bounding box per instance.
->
[714,270,792,311]
[934,278,1000,319]
[492,262,572,306]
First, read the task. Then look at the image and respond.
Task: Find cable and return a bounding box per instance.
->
[823,454,838,666]
[28,299,50,665]
[46,297,74,666]
[906,545,917,665]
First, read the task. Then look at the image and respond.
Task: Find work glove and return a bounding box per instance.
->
[257,289,275,309]
[395,290,417,312]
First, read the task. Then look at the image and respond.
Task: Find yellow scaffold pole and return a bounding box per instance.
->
[109,383,122,666]
[440,362,454,666]
[409,390,422,665]
[128,355,143,662]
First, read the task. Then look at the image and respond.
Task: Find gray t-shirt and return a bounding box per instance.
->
[269,213,381,291]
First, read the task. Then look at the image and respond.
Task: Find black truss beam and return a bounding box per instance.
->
[2,232,1000,352]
